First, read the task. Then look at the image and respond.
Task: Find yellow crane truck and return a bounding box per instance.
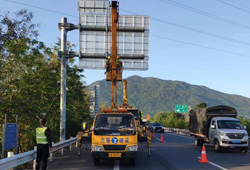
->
[90,109,138,165]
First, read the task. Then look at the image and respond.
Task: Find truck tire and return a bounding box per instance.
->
[214,140,221,152]
[94,158,100,165]
[241,147,248,153]
[195,137,202,147]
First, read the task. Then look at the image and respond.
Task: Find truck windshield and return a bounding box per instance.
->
[127,109,139,120]
[217,120,244,130]
[94,114,136,136]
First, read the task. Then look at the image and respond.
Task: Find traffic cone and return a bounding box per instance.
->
[199,145,209,163]
[160,132,164,142]
[152,131,155,138]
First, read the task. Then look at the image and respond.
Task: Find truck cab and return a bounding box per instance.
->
[91,112,138,165]
[208,117,248,152]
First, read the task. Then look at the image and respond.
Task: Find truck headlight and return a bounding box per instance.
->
[127,145,138,151]
[92,146,103,152]
[219,132,227,136]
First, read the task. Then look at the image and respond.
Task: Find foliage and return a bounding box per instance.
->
[238,116,250,135]
[195,103,207,109]
[0,10,92,156]
[92,76,250,117]
[152,112,189,129]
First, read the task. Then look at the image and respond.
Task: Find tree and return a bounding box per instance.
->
[195,103,207,109]
[0,10,92,154]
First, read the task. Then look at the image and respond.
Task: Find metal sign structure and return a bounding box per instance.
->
[57,0,150,140]
[175,105,188,113]
[78,0,150,70]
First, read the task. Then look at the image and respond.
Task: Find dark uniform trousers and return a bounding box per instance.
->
[36,144,49,170]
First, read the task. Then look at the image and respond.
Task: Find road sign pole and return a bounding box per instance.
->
[60,17,67,144]
[2,114,7,158]
[15,115,18,154]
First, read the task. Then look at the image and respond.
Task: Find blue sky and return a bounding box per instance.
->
[1,0,250,98]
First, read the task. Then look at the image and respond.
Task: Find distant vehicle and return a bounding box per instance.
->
[189,105,249,153]
[150,122,164,133]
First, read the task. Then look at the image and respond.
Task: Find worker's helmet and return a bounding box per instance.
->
[117,56,120,59]
[141,111,143,114]
[108,56,111,59]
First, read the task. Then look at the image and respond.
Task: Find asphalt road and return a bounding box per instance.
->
[42,132,250,170]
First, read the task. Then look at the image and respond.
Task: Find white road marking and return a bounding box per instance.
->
[114,160,120,170]
[197,157,228,170]
[155,137,167,143]
[167,133,194,140]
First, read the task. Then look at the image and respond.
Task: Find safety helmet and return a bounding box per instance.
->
[141,111,143,114]
[108,56,111,59]
[117,56,120,59]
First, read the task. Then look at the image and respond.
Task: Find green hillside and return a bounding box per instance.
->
[90,76,250,117]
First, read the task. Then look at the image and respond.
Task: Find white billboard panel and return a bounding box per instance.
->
[78,0,109,14]
[78,0,150,70]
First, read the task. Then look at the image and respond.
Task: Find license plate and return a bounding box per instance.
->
[108,153,122,158]
[232,140,241,144]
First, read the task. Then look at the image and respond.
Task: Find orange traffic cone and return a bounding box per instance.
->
[160,132,164,142]
[152,131,155,138]
[199,145,209,163]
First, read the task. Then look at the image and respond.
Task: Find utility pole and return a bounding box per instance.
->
[59,17,67,143]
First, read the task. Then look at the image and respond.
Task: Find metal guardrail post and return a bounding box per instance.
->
[33,146,37,170]
[61,139,64,156]
[50,142,54,162]
[70,137,73,151]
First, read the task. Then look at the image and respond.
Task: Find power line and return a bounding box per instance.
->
[157,0,250,30]
[150,34,250,59]
[4,0,78,18]
[216,0,250,15]
[4,0,250,58]
[120,8,250,47]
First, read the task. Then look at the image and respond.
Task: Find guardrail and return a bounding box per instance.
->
[0,135,79,170]
[164,127,190,136]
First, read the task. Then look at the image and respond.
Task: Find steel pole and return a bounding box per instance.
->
[2,114,7,158]
[60,17,67,143]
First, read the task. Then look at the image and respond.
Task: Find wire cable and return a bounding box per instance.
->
[4,0,78,18]
[120,8,250,47]
[216,0,250,15]
[150,34,250,58]
[157,0,250,30]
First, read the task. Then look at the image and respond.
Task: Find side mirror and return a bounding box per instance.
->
[82,122,88,131]
[243,125,247,129]
[210,125,216,129]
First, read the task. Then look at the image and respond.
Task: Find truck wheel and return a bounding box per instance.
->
[214,140,221,152]
[129,158,136,165]
[94,158,100,165]
[195,137,202,147]
[241,147,248,153]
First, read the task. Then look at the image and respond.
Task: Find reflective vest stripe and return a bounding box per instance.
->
[36,127,48,144]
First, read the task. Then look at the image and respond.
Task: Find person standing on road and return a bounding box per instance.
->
[35,118,53,170]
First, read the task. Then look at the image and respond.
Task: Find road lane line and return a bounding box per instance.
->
[167,133,194,140]
[197,157,228,170]
[155,137,167,143]
[114,160,120,170]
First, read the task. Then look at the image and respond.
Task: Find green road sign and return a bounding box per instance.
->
[175,105,188,113]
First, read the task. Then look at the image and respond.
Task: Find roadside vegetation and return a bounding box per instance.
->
[0,10,92,156]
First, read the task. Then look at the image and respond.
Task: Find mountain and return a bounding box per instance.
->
[89,75,250,117]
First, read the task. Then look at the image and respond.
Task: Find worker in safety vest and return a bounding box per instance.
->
[35,118,52,170]
[116,56,123,73]
[105,56,111,74]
